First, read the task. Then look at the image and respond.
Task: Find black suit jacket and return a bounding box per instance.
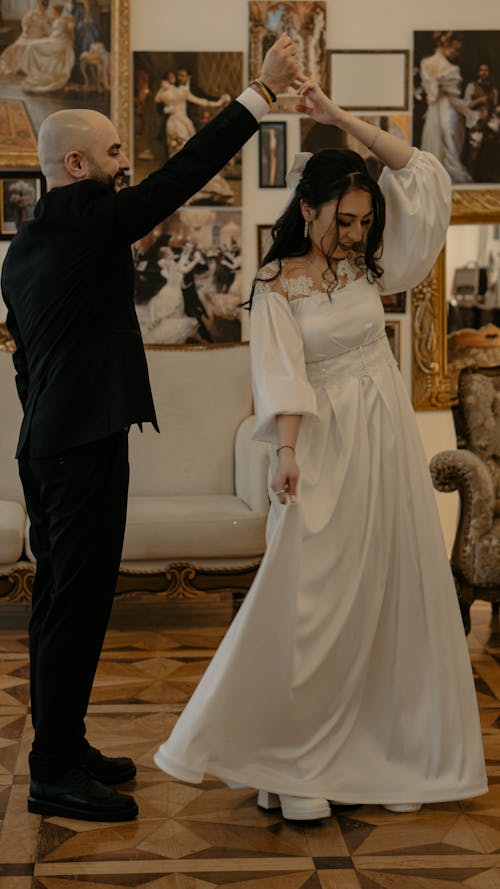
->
[1,99,258,459]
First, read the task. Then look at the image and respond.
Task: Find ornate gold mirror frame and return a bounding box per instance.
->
[412,189,500,410]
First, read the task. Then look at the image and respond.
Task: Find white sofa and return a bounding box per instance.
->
[0,343,269,604]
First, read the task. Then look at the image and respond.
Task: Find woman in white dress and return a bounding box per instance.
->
[419,32,478,184]
[155,78,487,819]
[136,248,199,345]
[0,0,51,76]
[22,5,75,94]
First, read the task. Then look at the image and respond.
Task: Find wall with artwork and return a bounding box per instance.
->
[128,0,499,548]
[0,0,499,549]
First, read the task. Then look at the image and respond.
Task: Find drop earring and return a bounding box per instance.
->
[304,220,309,238]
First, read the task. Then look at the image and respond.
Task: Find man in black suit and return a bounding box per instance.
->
[1,35,298,823]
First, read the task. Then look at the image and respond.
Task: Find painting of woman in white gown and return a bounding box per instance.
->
[0,0,112,162]
[413,30,500,184]
[21,4,75,93]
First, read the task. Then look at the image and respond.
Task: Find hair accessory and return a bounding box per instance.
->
[304,219,309,238]
[285,152,313,193]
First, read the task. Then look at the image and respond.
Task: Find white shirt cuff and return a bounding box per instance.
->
[236,87,270,122]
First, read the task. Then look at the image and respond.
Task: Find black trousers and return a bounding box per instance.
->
[18,431,129,780]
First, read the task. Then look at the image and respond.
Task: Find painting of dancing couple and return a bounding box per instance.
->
[133,51,244,347]
[414,30,500,184]
[0,1,111,159]
[133,207,243,346]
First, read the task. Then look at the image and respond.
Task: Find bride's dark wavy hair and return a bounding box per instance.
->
[248,148,386,308]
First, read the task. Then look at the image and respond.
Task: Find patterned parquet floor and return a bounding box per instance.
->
[0,598,499,889]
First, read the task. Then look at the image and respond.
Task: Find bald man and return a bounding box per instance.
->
[1,35,299,823]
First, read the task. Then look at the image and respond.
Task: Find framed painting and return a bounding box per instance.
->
[133,51,242,203]
[0,0,130,167]
[259,121,286,188]
[257,223,272,266]
[249,1,327,113]
[329,50,409,111]
[133,207,243,346]
[301,114,410,181]
[0,169,45,238]
[413,30,500,184]
[382,291,407,314]
[385,320,401,366]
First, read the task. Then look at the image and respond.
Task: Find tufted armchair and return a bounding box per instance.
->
[430,365,500,633]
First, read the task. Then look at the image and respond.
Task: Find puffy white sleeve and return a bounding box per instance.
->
[250,272,319,444]
[379,148,452,295]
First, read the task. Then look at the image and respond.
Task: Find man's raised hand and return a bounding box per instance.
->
[258,33,300,96]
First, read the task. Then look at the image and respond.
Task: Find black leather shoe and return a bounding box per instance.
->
[81,746,136,785]
[28,767,138,822]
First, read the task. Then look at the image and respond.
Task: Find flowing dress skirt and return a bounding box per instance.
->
[155,336,487,803]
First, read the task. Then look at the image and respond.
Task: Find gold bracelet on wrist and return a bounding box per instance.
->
[276,444,296,456]
[250,79,276,106]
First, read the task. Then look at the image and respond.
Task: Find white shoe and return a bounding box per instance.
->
[257,789,331,820]
[383,803,422,813]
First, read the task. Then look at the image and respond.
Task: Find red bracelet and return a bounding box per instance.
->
[276,445,296,456]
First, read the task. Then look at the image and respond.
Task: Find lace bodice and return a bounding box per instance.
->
[258,256,365,304]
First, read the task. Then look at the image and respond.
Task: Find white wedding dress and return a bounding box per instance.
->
[155,149,487,804]
[22,16,75,94]
[420,53,478,184]
[135,257,199,345]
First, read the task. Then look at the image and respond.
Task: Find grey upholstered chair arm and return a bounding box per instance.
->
[430,449,496,539]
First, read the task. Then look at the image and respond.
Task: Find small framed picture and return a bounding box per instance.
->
[329,50,409,110]
[0,171,45,239]
[257,224,273,267]
[381,291,407,314]
[385,320,401,366]
[259,122,287,188]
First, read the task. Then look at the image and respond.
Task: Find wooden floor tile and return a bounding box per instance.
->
[318,872,362,889]
[0,878,33,889]
[0,600,498,884]
[0,783,40,863]
[33,874,321,889]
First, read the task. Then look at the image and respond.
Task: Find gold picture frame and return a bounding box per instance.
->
[412,189,500,410]
[111,0,131,161]
[0,0,130,167]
